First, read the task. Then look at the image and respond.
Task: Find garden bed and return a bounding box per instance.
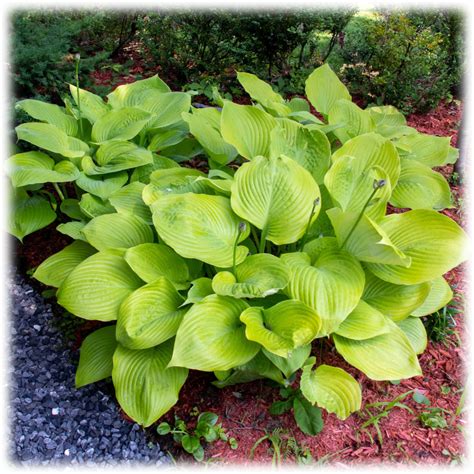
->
[9,94,467,466]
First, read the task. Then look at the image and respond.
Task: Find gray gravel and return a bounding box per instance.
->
[8,270,171,466]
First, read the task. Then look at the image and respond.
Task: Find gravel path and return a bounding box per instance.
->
[8,270,171,466]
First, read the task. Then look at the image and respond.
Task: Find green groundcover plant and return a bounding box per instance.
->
[8,64,468,428]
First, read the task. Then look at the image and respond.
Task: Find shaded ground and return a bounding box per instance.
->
[10,79,467,465]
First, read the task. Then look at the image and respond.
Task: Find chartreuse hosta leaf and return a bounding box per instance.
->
[113,339,188,427]
[7,151,80,187]
[124,243,190,290]
[16,99,78,136]
[305,63,351,116]
[137,91,191,129]
[333,319,422,380]
[109,182,152,224]
[325,157,391,221]
[282,250,365,335]
[363,270,431,322]
[82,141,153,175]
[33,240,96,288]
[365,210,469,285]
[263,345,311,379]
[213,351,285,388]
[236,71,290,115]
[397,317,427,355]
[390,158,453,210]
[240,300,321,357]
[106,75,171,109]
[395,132,451,167]
[9,189,56,241]
[76,171,128,200]
[334,300,391,340]
[57,221,87,241]
[221,102,276,159]
[142,168,206,205]
[151,193,249,268]
[231,155,320,245]
[79,194,114,218]
[269,119,331,184]
[182,278,213,306]
[411,276,453,317]
[368,105,406,128]
[326,208,411,266]
[76,326,117,388]
[82,213,154,251]
[70,84,110,123]
[183,111,238,165]
[117,277,187,350]
[15,123,89,159]
[328,99,375,143]
[169,295,260,371]
[212,254,290,299]
[91,107,152,144]
[300,357,361,420]
[331,132,401,190]
[57,249,143,321]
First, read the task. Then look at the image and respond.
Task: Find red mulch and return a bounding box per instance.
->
[14,85,466,466]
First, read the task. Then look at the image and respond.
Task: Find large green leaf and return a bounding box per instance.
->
[82,213,154,251]
[117,277,187,349]
[333,321,422,380]
[82,141,153,175]
[57,249,143,321]
[397,317,427,354]
[326,208,411,266]
[262,344,311,379]
[16,99,78,136]
[91,107,152,143]
[109,182,152,224]
[76,326,117,388]
[331,132,401,190]
[76,171,128,200]
[365,210,469,285]
[57,221,87,241]
[334,300,391,340]
[15,123,89,159]
[212,254,290,298]
[300,358,361,419]
[368,105,406,127]
[328,99,375,143]
[363,270,431,322]
[183,111,238,165]
[220,102,276,159]
[69,84,110,123]
[130,153,180,184]
[269,119,331,184]
[7,151,80,187]
[396,132,451,167]
[107,75,171,109]
[138,91,191,128]
[324,156,391,221]
[169,295,259,371]
[411,276,453,317]
[9,189,56,241]
[112,339,188,427]
[305,63,351,116]
[231,155,320,245]
[79,193,116,218]
[282,250,365,335]
[390,158,453,210]
[151,193,249,268]
[240,300,321,357]
[124,243,190,290]
[33,240,96,288]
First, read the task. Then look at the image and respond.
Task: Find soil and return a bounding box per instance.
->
[12,86,467,466]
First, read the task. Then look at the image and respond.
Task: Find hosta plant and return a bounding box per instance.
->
[8,64,468,429]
